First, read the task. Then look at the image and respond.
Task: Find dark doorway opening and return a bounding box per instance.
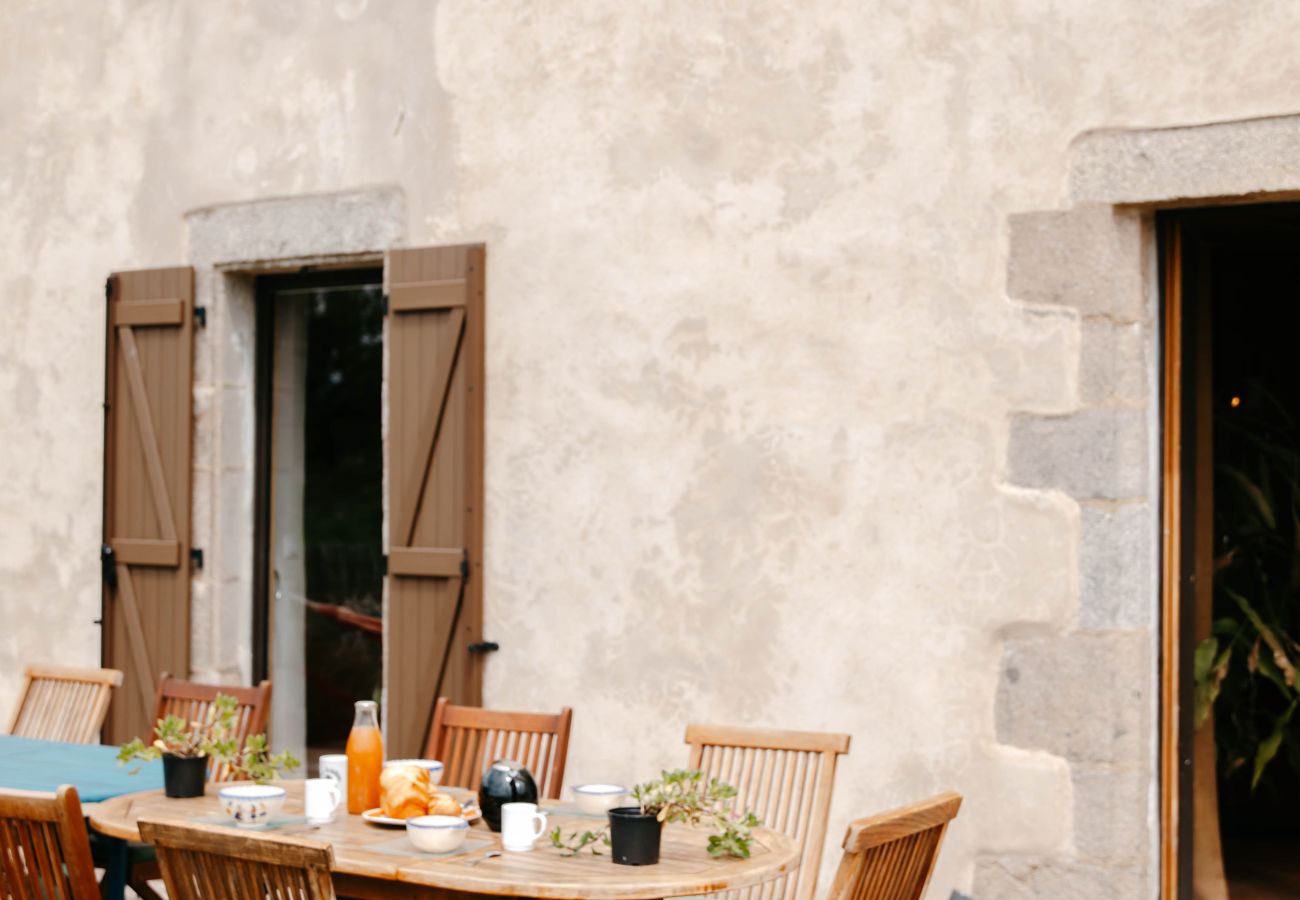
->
[252,267,384,771]
[1165,205,1300,900]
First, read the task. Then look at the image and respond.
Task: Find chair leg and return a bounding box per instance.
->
[127,878,166,900]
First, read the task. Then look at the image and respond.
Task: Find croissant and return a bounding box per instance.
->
[380,764,432,819]
[426,791,462,817]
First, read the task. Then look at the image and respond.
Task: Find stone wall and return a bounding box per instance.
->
[9,3,1300,897]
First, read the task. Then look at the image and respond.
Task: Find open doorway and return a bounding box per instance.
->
[1164,205,1300,899]
[252,268,385,772]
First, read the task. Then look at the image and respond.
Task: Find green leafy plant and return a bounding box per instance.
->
[549,769,760,858]
[116,694,299,784]
[1194,383,1300,791]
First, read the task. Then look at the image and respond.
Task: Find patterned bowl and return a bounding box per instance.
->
[218,784,287,828]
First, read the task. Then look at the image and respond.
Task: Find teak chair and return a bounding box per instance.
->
[827,792,962,900]
[685,724,852,900]
[424,697,573,799]
[140,818,336,900]
[6,664,124,744]
[153,673,272,783]
[0,785,101,899]
[121,674,274,900]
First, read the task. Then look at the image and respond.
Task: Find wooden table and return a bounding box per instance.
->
[90,781,799,899]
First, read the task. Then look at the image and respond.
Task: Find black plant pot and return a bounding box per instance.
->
[162,755,207,799]
[608,807,662,865]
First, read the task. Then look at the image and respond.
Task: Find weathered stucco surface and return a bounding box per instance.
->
[8,1,1300,896]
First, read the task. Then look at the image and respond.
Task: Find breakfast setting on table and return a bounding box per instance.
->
[0,666,959,900]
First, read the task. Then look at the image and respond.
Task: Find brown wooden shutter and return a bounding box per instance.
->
[385,246,486,757]
[101,267,195,744]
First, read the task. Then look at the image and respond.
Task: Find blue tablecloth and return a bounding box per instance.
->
[0,735,163,802]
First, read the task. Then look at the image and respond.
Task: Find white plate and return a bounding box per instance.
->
[361,802,481,827]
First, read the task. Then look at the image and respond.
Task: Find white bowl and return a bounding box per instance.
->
[407,814,469,853]
[218,785,287,828]
[384,758,445,785]
[572,783,628,815]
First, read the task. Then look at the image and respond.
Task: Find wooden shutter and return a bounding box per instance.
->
[101,267,195,744]
[385,246,486,757]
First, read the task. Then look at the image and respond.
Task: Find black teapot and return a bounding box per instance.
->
[479,760,539,832]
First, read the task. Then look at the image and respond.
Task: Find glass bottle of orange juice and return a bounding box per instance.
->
[346,700,383,814]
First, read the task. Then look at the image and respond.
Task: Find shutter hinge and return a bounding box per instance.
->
[100,544,117,589]
[102,401,111,413]
[190,547,204,570]
[381,294,389,316]
[381,553,388,575]
[460,556,470,581]
[468,641,499,654]
[104,277,113,301]
[194,306,207,328]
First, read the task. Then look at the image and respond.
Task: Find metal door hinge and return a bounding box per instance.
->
[468,641,499,654]
[381,294,389,316]
[190,547,204,570]
[194,306,207,328]
[100,544,117,589]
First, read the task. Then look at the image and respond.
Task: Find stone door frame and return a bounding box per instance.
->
[996,115,1300,899]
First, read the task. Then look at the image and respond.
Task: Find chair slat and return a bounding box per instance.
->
[0,786,100,899]
[828,793,961,900]
[140,818,336,900]
[424,698,573,798]
[686,723,851,900]
[6,665,124,744]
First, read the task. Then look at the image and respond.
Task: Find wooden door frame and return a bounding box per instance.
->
[1160,215,1194,899]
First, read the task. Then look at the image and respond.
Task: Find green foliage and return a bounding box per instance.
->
[1195,384,1300,791]
[548,769,761,859]
[116,694,298,784]
[548,826,610,856]
[636,769,760,859]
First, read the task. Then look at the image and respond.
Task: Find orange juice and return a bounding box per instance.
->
[346,700,383,814]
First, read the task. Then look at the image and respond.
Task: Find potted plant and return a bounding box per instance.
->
[117,694,299,798]
[550,768,759,866]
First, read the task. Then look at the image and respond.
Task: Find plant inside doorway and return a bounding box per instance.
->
[1196,382,1300,794]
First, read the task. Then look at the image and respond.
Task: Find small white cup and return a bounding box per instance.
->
[304,777,342,824]
[319,755,347,798]
[500,801,548,852]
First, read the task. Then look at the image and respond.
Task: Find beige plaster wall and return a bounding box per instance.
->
[7,1,1300,896]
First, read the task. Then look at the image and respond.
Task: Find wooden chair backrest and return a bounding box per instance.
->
[423,697,573,799]
[7,664,124,744]
[0,785,101,899]
[154,673,272,783]
[827,792,962,900]
[685,724,851,900]
[140,818,336,900]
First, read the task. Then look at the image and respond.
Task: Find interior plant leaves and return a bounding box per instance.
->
[1252,702,1297,790]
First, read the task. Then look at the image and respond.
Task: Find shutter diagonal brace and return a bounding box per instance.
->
[118,327,179,544]
[398,308,466,547]
[115,564,157,712]
[422,552,469,748]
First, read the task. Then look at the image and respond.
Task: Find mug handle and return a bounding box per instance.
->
[531,810,548,838]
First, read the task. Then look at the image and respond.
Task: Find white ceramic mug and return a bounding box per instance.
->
[500,801,548,852]
[305,777,342,824]
[318,754,348,799]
